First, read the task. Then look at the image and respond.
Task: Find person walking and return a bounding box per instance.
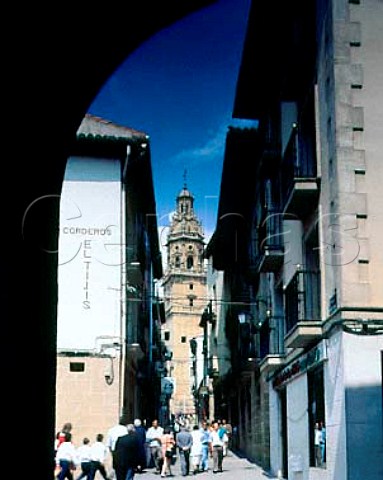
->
[106,416,128,479]
[88,433,109,480]
[133,418,147,472]
[190,425,203,474]
[145,419,164,474]
[114,424,141,480]
[55,431,77,480]
[55,422,73,453]
[219,420,231,456]
[210,421,228,473]
[159,426,176,478]
[176,426,193,477]
[75,437,92,480]
[200,421,212,472]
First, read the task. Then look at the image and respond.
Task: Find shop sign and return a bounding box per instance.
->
[272,340,327,389]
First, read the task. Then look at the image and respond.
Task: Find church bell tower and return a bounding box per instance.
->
[162,180,206,416]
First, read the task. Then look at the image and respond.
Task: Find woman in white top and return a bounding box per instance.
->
[55,432,77,480]
[190,425,203,474]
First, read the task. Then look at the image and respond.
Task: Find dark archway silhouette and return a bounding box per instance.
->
[3,2,215,478]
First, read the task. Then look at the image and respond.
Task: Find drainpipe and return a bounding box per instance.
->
[120,143,130,415]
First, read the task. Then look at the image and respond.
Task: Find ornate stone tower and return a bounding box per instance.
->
[162,181,206,416]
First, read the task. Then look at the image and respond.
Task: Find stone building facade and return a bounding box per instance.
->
[56,114,163,446]
[207,1,383,480]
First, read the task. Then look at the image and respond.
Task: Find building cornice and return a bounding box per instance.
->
[162,271,207,285]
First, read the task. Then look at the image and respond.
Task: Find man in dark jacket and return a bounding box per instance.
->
[133,418,147,472]
[114,424,141,480]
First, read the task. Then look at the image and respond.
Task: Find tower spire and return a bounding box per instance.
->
[183,168,187,189]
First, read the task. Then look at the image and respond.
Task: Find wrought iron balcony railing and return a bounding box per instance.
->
[258,315,285,359]
[284,269,321,335]
[254,206,284,272]
[281,124,319,216]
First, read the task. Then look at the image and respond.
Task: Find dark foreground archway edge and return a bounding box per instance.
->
[2,2,215,478]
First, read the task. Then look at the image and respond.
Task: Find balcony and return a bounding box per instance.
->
[258,316,285,375]
[281,124,319,217]
[229,316,259,375]
[255,207,284,273]
[284,269,322,348]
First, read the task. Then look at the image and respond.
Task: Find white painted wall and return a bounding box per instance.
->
[287,374,310,480]
[343,332,383,480]
[283,220,303,287]
[57,156,122,350]
[206,258,231,377]
[269,382,283,477]
[324,331,347,480]
[324,330,383,480]
[194,334,205,388]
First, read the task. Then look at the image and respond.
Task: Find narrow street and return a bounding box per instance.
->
[136,451,278,480]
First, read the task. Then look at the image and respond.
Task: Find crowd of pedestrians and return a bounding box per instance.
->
[54,417,233,479]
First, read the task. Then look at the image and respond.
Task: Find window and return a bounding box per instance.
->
[70,362,85,372]
[189,284,193,290]
[175,256,180,268]
[189,298,194,307]
[181,336,187,343]
[164,331,170,341]
[187,256,193,269]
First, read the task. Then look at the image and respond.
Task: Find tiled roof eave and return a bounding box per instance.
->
[72,133,146,159]
[76,132,144,145]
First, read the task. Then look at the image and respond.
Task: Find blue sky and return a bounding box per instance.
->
[88,0,256,241]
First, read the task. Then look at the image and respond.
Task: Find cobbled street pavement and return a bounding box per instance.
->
[133,451,279,480]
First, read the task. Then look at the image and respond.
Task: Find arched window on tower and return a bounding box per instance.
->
[175,256,181,268]
[187,256,194,269]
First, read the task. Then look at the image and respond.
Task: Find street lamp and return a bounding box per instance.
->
[238,312,253,324]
